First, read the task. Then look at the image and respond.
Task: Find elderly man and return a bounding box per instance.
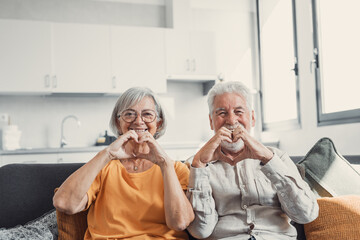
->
[187,81,318,240]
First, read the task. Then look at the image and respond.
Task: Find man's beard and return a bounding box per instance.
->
[219,123,245,153]
[221,139,244,153]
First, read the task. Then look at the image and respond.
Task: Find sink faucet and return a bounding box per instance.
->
[60,115,81,148]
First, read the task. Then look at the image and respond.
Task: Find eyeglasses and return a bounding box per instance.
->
[118,109,157,123]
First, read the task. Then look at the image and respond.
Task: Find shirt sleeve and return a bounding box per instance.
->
[174,161,190,191]
[84,169,102,211]
[261,148,319,224]
[186,165,218,239]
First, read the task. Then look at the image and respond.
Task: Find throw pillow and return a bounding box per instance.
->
[0,209,58,240]
[304,195,360,240]
[56,209,88,240]
[297,137,360,197]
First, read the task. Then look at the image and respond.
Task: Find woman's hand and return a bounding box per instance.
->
[134,131,170,167]
[107,130,139,160]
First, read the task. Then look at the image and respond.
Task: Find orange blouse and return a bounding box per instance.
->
[84,160,189,240]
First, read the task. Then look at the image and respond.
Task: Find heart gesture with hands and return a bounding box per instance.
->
[108,130,170,168]
[107,130,139,161]
[192,126,236,168]
[229,124,274,165]
[134,131,171,168]
[192,125,274,168]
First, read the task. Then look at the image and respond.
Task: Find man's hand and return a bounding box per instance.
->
[192,127,234,168]
[231,125,274,165]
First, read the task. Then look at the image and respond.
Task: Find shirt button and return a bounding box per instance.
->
[266,173,271,177]
[249,223,255,230]
[280,193,285,197]
[243,205,248,209]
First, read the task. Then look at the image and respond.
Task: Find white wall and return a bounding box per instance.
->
[261,0,360,156]
[0,95,117,148]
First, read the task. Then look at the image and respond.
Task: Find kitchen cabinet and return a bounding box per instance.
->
[165,29,217,77]
[110,26,167,93]
[0,19,167,94]
[51,23,112,93]
[0,19,52,93]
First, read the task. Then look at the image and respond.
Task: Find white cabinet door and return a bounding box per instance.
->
[57,152,97,163]
[110,26,167,93]
[0,19,52,93]
[165,29,217,76]
[1,154,58,166]
[165,30,191,75]
[51,23,112,93]
[189,31,217,75]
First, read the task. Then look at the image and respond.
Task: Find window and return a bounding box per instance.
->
[257,0,300,131]
[312,0,360,125]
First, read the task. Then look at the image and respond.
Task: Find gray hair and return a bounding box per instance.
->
[207,81,253,115]
[109,87,167,139]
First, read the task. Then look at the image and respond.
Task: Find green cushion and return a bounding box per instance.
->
[298,137,360,197]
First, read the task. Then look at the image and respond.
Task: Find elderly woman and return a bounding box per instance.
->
[53,87,194,239]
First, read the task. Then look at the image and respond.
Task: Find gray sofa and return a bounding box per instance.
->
[1,139,359,239]
[0,161,309,239]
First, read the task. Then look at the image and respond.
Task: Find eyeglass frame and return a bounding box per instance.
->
[117,109,158,123]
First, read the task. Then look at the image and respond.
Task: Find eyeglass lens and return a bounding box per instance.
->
[120,109,156,123]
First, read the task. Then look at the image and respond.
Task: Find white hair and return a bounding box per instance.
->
[207,81,253,116]
[109,87,166,139]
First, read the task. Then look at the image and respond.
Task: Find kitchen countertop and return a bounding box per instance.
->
[0,146,106,155]
[0,142,203,156]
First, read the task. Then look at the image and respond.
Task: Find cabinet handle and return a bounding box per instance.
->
[186,59,190,71]
[52,75,57,88]
[44,74,50,88]
[192,59,196,72]
[112,76,117,89]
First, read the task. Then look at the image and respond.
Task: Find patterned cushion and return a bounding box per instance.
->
[304,195,360,239]
[0,209,58,239]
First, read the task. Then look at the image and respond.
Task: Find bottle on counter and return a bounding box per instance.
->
[95,130,116,146]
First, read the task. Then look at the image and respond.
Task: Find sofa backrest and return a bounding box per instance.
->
[0,163,83,228]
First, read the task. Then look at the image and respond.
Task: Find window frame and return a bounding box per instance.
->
[312,0,360,126]
[256,0,301,131]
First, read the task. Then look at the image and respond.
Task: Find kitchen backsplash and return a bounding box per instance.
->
[0,81,213,149]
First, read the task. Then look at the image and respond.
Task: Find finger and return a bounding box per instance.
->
[115,131,138,146]
[233,125,251,143]
[138,133,153,144]
[126,130,140,143]
[215,148,235,166]
[222,135,233,143]
[232,132,244,143]
[134,152,147,159]
[232,151,247,164]
[220,156,236,166]
[214,130,232,144]
[220,126,233,134]
[217,127,233,138]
